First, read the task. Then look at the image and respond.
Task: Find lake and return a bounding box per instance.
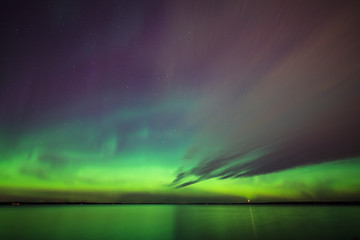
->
[0,205,359,240]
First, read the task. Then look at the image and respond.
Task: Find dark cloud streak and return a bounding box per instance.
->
[172,1,360,188]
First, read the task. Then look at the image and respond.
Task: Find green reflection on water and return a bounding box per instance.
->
[0,205,359,240]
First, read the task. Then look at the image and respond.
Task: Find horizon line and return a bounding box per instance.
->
[1,201,359,206]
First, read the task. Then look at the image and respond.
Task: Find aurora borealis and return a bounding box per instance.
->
[1,0,360,203]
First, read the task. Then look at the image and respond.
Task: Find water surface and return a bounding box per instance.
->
[0,205,359,240]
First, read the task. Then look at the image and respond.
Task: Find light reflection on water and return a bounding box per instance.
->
[249,206,257,240]
[0,205,359,240]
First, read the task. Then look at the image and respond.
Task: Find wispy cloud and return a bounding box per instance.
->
[172,1,360,188]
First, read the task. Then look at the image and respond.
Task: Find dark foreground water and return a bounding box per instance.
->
[0,205,359,240]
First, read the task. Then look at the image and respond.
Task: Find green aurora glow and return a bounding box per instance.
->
[1,102,359,202]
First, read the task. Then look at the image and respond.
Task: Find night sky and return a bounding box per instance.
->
[1,0,360,203]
